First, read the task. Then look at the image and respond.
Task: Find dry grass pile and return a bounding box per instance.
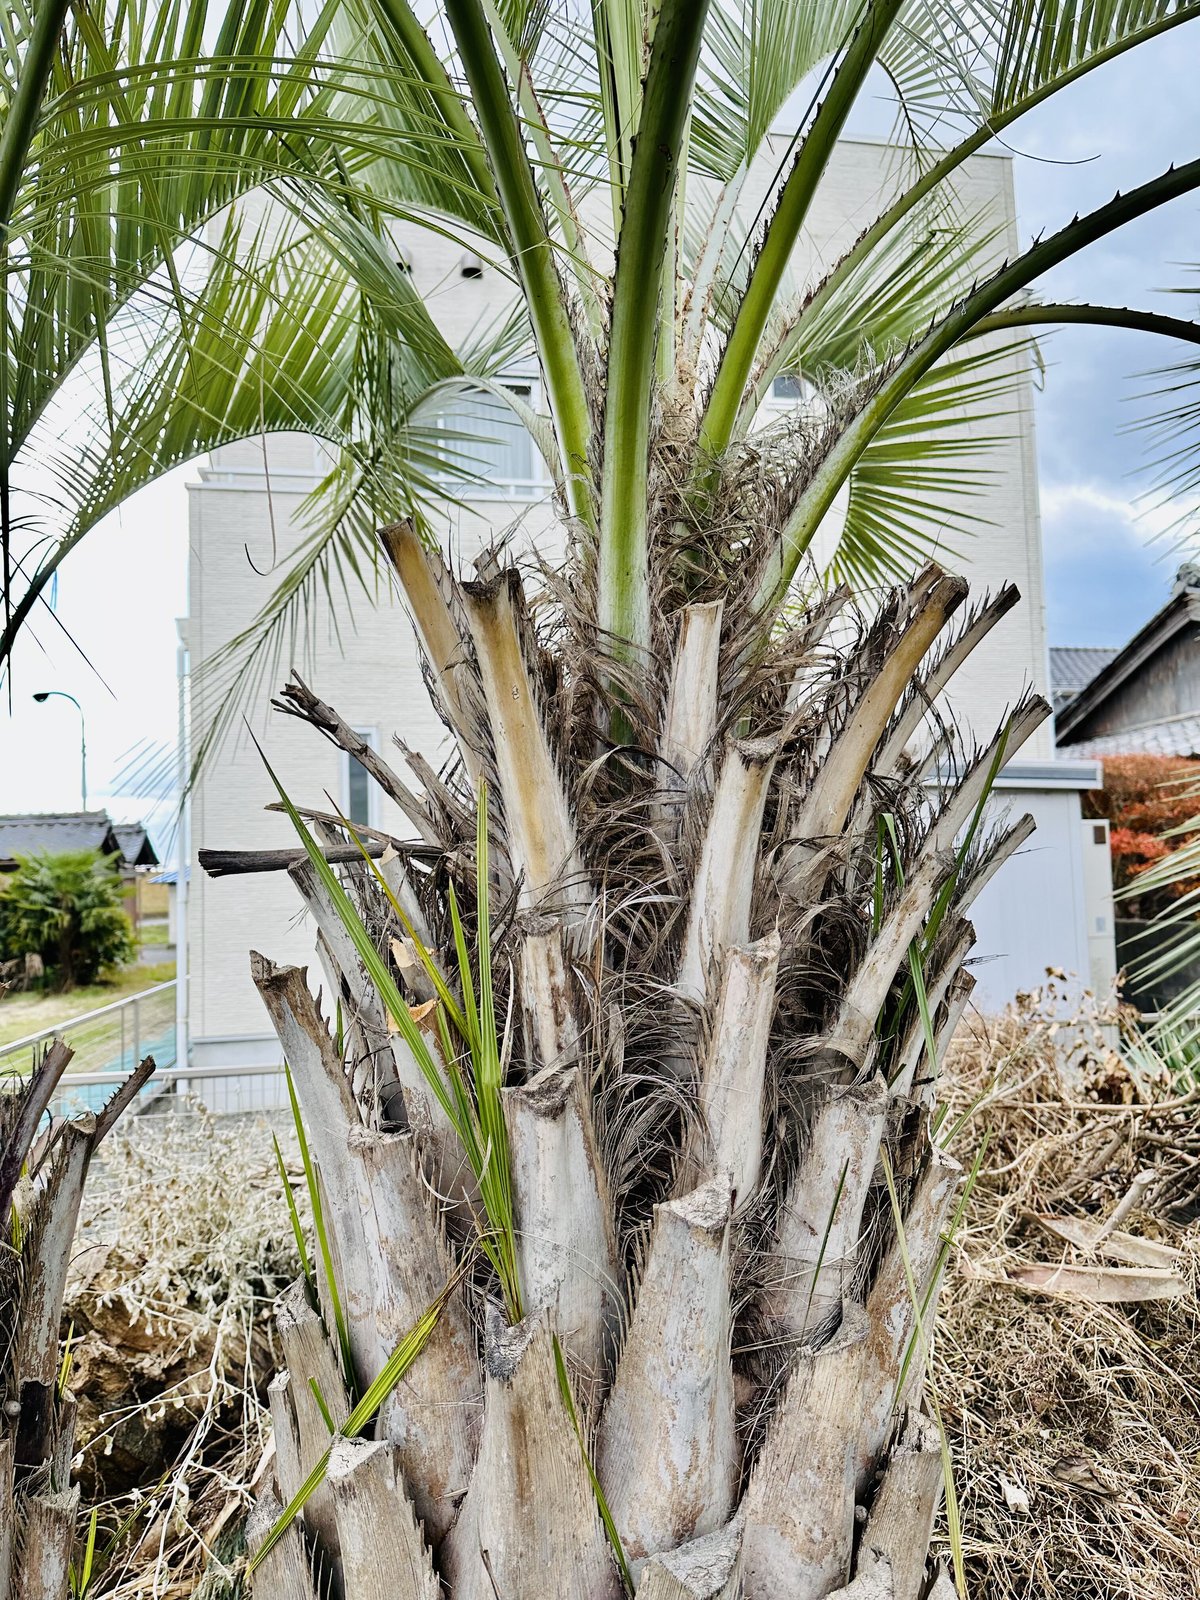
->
[64,1108,303,1598]
[934,984,1200,1599]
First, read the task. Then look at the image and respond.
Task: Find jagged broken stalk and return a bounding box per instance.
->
[186,2,1200,1596]
[0,1044,154,1598]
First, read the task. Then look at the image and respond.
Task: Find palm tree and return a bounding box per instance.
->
[9,0,1200,1594]
[203,4,1200,1598]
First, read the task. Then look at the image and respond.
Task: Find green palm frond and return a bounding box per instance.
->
[831,337,1032,584]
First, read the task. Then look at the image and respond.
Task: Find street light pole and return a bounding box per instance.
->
[32,690,87,810]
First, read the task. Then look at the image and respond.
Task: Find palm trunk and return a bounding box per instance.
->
[238,529,1047,1600]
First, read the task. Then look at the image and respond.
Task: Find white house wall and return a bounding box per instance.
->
[186,139,1076,1067]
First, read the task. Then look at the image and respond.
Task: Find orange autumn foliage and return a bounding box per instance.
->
[1083,754,1200,915]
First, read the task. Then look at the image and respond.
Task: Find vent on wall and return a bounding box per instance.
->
[460,252,484,279]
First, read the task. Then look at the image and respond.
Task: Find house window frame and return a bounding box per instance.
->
[342,728,380,831]
[432,372,547,502]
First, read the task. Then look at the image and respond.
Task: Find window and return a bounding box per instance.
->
[344,730,378,829]
[771,373,804,402]
[434,380,540,496]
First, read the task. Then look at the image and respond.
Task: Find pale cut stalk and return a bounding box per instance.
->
[873,586,1020,779]
[637,1515,745,1600]
[390,936,436,1005]
[889,926,974,1098]
[787,571,967,861]
[12,1488,78,1600]
[660,600,724,789]
[857,1412,944,1600]
[246,1489,319,1600]
[251,955,378,1377]
[919,699,1050,861]
[271,1278,351,1562]
[0,1438,12,1597]
[462,572,589,916]
[289,860,393,1106]
[858,1143,961,1489]
[379,522,477,777]
[378,845,433,946]
[15,1122,93,1404]
[677,738,779,1005]
[684,932,780,1206]
[771,1078,887,1341]
[954,813,1037,915]
[504,1066,621,1390]
[519,922,583,1072]
[351,1127,482,1545]
[826,1568,896,1600]
[441,1311,622,1600]
[597,1175,738,1565]
[267,1373,304,1534]
[49,1394,77,1488]
[823,851,955,1074]
[326,1437,441,1600]
[741,1303,870,1600]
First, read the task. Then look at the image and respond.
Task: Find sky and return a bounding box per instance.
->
[0,19,1197,845]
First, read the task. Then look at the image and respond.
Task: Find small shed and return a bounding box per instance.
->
[0,812,123,870]
[0,811,160,933]
[1053,566,1200,759]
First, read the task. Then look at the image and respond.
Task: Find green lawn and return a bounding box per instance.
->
[0,960,176,1049]
[140,920,170,947]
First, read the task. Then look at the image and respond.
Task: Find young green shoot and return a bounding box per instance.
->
[260,734,522,1317]
[880,1144,971,1599]
[552,1332,634,1595]
[273,1130,313,1289]
[284,1061,353,1386]
[246,1253,475,1577]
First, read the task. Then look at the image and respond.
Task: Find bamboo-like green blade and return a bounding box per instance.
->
[285,1063,354,1386]
[273,1131,314,1290]
[266,749,522,1312]
[552,1332,634,1595]
[699,0,904,460]
[442,0,595,529]
[472,782,522,1316]
[598,0,711,655]
[259,738,464,1132]
[246,1260,471,1577]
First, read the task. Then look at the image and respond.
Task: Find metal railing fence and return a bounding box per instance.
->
[0,980,177,1116]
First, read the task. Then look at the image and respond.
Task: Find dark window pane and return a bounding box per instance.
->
[348,754,371,827]
[772,373,803,401]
